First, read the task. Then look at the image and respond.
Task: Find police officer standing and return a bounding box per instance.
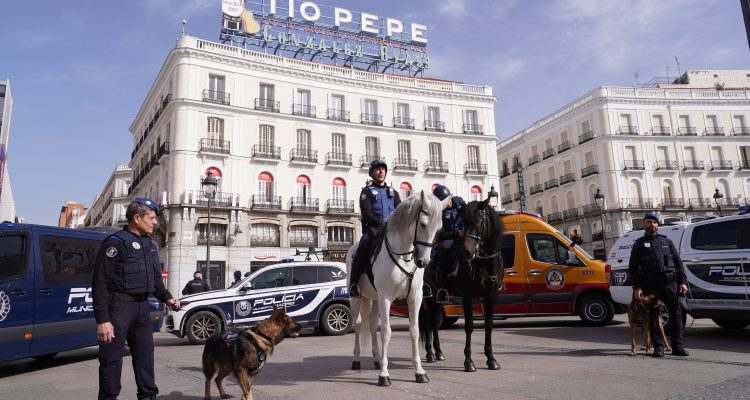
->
[432,185,463,304]
[349,160,401,297]
[181,271,212,295]
[628,213,689,358]
[92,198,181,400]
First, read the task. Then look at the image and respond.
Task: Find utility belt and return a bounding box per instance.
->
[642,271,675,283]
[110,292,149,302]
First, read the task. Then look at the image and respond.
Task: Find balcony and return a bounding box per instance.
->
[192,191,238,207]
[425,120,445,132]
[542,148,555,159]
[559,173,576,185]
[202,89,230,105]
[250,236,280,247]
[360,155,385,167]
[290,148,318,163]
[513,192,523,201]
[660,198,685,209]
[578,130,595,144]
[681,160,704,171]
[327,240,354,250]
[158,141,171,159]
[547,212,563,224]
[622,160,645,170]
[393,117,415,129]
[250,195,282,210]
[424,160,449,174]
[731,127,750,136]
[544,178,559,190]
[688,198,711,209]
[290,237,318,248]
[618,125,639,135]
[254,98,280,112]
[501,195,512,205]
[289,197,319,213]
[563,208,579,220]
[393,158,418,171]
[581,165,599,178]
[464,163,487,175]
[581,203,600,216]
[327,109,350,122]
[326,199,355,213]
[529,184,543,196]
[557,141,572,153]
[650,126,671,136]
[462,124,483,134]
[200,138,231,154]
[361,113,383,126]
[197,235,227,246]
[677,127,698,136]
[528,154,540,166]
[619,198,653,209]
[500,170,510,178]
[292,104,316,118]
[325,152,352,166]
[654,161,678,171]
[724,198,747,207]
[737,161,750,170]
[708,160,733,170]
[512,163,522,173]
[252,144,281,160]
[704,127,725,137]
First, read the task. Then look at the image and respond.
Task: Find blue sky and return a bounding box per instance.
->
[1,0,748,225]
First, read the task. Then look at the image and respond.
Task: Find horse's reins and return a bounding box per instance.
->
[463,209,503,285]
[382,203,432,295]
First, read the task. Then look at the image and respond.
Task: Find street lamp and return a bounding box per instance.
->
[488,184,499,209]
[594,188,607,260]
[202,170,218,287]
[713,188,724,217]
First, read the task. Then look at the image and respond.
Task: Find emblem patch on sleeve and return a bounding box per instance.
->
[106,247,118,258]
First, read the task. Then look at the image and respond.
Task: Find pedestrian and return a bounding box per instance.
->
[349,159,401,297]
[571,228,583,246]
[182,271,212,295]
[92,197,181,400]
[229,270,243,288]
[628,213,689,358]
[431,185,464,304]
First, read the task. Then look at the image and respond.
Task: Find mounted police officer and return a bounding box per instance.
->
[349,159,401,297]
[92,198,181,400]
[432,185,464,304]
[628,213,689,358]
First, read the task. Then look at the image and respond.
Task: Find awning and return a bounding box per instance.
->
[196,217,228,225]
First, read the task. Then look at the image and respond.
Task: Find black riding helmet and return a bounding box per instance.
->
[432,184,451,201]
[368,159,388,178]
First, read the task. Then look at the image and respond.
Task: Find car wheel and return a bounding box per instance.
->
[320,304,352,336]
[186,311,221,344]
[711,319,750,330]
[32,353,58,361]
[578,294,615,326]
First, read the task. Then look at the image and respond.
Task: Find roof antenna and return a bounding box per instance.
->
[634,72,640,88]
[665,65,670,83]
[181,19,187,35]
[675,57,682,76]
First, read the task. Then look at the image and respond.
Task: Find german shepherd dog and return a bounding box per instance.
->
[628,295,671,356]
[202,307,301,400]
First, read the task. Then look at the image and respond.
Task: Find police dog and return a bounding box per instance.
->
[202,306,301,400]
[628,295,671,356]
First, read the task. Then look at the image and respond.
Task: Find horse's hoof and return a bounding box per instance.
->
[487,359,501,370]
[415,373,429,383]
[464,360,477,372]
[351,361,361,370]
[436,352,446,361]
[378,376,392,386]
[426,353,436,363]
[374,361,381,370]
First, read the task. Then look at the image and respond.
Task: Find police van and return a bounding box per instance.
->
[0,223,163,363]
[165,261,352,344]
[609,214,750,329]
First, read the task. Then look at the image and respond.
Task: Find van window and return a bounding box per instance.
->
[501,235,515,268]
[40,236,99,285]
[251,267,290,289]
[291,266,318,286]
[527,233,568,264]
[691,220,738,250]
[0,235,26,283]
[325,265,346,281]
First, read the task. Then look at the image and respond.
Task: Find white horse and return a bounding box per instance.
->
[347,191,450,386]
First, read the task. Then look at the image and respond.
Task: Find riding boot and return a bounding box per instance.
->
[349,283,360,298]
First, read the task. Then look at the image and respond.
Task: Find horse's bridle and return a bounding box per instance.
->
[384,204,432,277]
[463,209,503,284]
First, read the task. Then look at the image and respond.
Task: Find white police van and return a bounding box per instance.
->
[609,214,750,329]
[165,261,351,344]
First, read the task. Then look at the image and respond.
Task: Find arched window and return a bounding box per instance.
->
[662,179,675,202]
[400,182,413,199]
[550,196,559,213]
[295,175,312,206]
[470,185,482,202]
[566,191,576,210]
[332,177,347,207]
[689,179,703,199]
[717,179,731,200]
[629,179,643,199]
[204,167,223,192]
[250,223,280,247]
[257,171,275,204]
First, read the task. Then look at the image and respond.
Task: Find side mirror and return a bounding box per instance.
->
[242,281,253,290]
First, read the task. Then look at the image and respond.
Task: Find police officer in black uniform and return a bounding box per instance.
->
[92,198,181,400]
[349,159,401,297]
[182,271,212,295]
[628,213,690,358]
[431,185,463,304]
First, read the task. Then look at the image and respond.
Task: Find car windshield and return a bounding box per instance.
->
[555,228,595,260]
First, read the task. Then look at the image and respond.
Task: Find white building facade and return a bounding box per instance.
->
[85,163,133,228]
[128,35,498,293]
[0,79,16,222]
[497,70,750,259]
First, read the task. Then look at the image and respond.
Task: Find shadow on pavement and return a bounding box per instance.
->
[0,347,100,378]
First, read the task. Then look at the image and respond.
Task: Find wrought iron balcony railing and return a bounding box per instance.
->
[361,113,383,126]
[529,184,543,195]
[393,117,415,129]
[327,109,350,122]
[660,198,685,208]
[581,203,600,216]
[622,160,645,170]
[197,235,227,246]
[290,148,318,163]
[250,195,282,210]
[559,173,576,185]
[528,154,540,166]
[464,163,487,175]
[563,208,579,220]
[547,212,563,224]
[543,148,555,159]
[462,124,483,134]
[513,192,523,201]
[618,125,639,135]
[677,127,698,136]
[544,178,559,190]
[579,130,594,144]
[708,160,733,170]
[289,197,319,212]
[650,127,671,136]
[704,127,725,136]
[654,161,678,170]
[512,163,522,173]
[202,89,230,105]
[252,144,281,159]
[688,198,711,209]
[189,190,239,207]
[581,165,599,178]
[424,160,449,173]
[200,138,231,154]
[250,236,280,247]
[558,141,572,153]
[289,237,318,248]
[737,161,750,170]
[619,198,653,209]
[292,104,316,118]
[681,160,704,170]
[393,158,418,171]
[326,200,355,213]
[501,195,512,205]
[254,98,280,112]
[731,127,750,136]
[424,120,445,132]
[325,152,352,166]
[500,170,510,178]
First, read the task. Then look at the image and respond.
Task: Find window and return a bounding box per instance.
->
[198,224,227,246]
[711,146,724,162]
[328,226,353,245]
[250,223,280,247]
[331,134,346,157]
[399,182,413,198]
[470,185,482,202]
[365,137,380,159]
[259,125,274,148]
[257,172,275,203]
[464,109,478,126]
[428,143,442,163]
[296,129,311,152]
[580,120,590,133]
[331,94,344,112]
[467,145,480,168]
[733,115,746,129]
[291,266,319,286]
[295,175,311,204]
[657,146,669,162]
[397,140,411,160]
[584,151,594,167]
[294,89,311,115]
[207,117,224,141]
[363,99,378,122]
[208,75,225,99]
[526,233,569,265]
[740,146,750,168]
[652,114,664,129]
[501,234,515,268]
[40,236,99,285]
[259,84,274,101]
[251,267,290,289]
[325,265,347,281]
[426,106,441,129]
[691,220,748,250]
[619,114,633,127]
[395,103,410,127]
[678,115,691,128]
[631,219,643,231]
[0,235,26,283]
[290,226,317,247]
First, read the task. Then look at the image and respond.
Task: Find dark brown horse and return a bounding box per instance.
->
[420,197,504,372]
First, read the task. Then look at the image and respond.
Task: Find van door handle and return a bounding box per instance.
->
[505,270,519,276]
[528,270,542,276]
[39,288,54,295]
[10,289,26,296]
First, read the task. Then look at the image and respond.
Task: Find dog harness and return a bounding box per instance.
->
[222,330,270,374]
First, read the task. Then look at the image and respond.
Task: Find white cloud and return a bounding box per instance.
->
[437,0,468,18]
[145,0,215,19]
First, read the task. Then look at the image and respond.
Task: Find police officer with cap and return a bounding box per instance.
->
[432,185,463,304]
[628,212,689,358]
[92,198,181,400]
[349,159,401,297]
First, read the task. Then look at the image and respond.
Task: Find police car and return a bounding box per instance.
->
[165,261,352,344]
[609,214,750,330]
